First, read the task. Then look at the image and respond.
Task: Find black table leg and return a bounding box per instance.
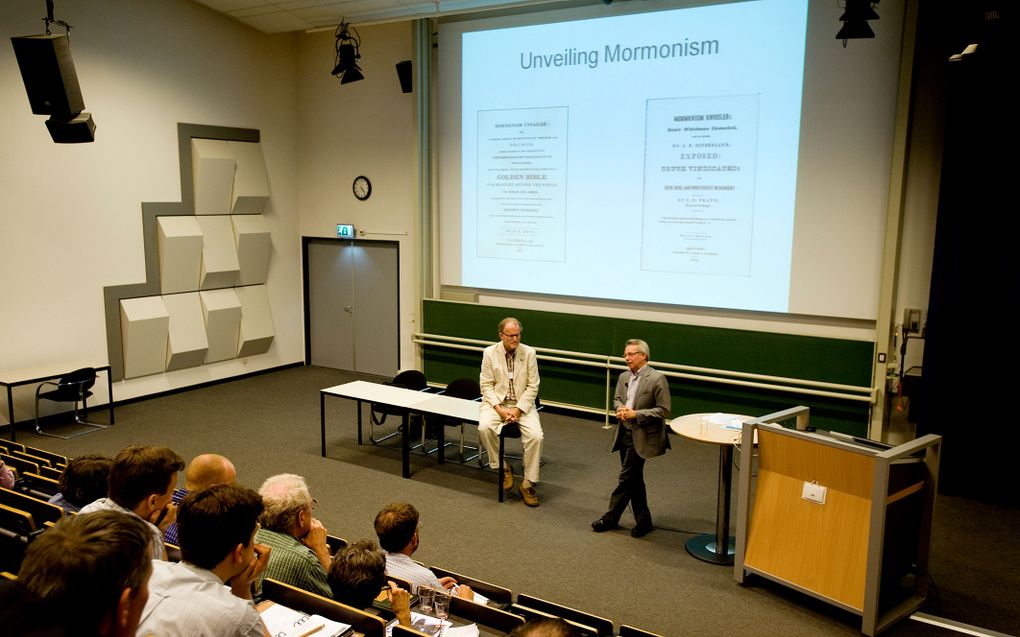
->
[401,412,411,479]
[320,391,326,457]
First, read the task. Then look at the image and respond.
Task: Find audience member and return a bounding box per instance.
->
[0,458,14,489]
[374,501,473,600]
[5,510,153,637]
[510,617,583,637]
[327,540,411,627]
[80,445,185,560]
[255,473,333,598]
[136,484,271,636]
[163,453,237,545]
[47,454,112,513]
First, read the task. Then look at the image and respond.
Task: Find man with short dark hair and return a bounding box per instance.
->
[510,617,583,637]
[48,454,112,513]
[4,510,153,637]
[255,473,333,598]
[327,540,411,628]
[164,453,237,545]
[80,445,185,559]
[374,502,473,599]
[137,484,271,636]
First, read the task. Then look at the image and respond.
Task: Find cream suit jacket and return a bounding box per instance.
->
[479,341,540,414]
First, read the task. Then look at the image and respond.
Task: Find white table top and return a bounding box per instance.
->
[322,380,481,421]
[0,361,110,385]
[413,394,481,422]
[670,412,757,445]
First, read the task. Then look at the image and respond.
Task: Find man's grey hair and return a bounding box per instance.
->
[625,338,650,359]
[258,473,313,532]
[498,317,522,334]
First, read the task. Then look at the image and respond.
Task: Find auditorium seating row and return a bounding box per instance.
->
[0,439,661,637]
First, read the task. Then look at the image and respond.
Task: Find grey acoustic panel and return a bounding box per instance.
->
[157,216,203,294]
[120,296,170,379]
[192,138,235,215]
[229,141,269,214]
[232,215,271,286]
[236,284,275,357]
[162,292,209,371]
[197,215,240,289]
[200,288,241,363]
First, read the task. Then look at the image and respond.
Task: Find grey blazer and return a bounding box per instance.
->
[612,365,671,459]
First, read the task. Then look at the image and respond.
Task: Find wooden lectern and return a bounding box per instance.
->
[734,407,941,636]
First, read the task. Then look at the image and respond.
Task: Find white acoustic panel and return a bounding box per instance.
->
[232,215,272,286]
[192,139,235,215]
[229,141,269,214]
[196,216,240,289]
[157,216,204,294]
[120,296,170,379]
[235,285,275,357]
[162,293,209,371]
[200,288,241,363]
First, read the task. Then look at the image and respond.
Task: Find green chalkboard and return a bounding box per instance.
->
[422,299,874,434]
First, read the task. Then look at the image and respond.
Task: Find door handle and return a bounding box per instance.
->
[344,305,353,313]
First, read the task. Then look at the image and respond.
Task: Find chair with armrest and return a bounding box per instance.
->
[619,625,664,637]
[34,367,108,439]
[0,488,63,526]
[11,450,52,468]
[326,534,348,555]
[429,565,513,606]
[385,574,413,593]
[18,472,60,499]
[1,453,39,477]
[262,577,388,637]
[509,603,599,637]
[23,445,67,468]
[370,370,433,445]
[516,593,613,637]
[0,503,36,535]
[37,465,62,481]
[0,528,30,573]
[450,595,525,633]
[0,441,26,455]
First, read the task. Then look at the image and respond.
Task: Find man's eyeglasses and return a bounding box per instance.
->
[500,332,522,340]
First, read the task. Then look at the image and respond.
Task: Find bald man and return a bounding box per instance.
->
[163,453,237,546]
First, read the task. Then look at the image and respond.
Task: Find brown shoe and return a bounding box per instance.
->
[502,463,514,491]
[520,484,539,507]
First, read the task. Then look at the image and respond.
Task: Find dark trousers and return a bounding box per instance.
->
[605,426,650,526]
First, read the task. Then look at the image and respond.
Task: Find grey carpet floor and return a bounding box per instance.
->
[14,365,1020,637]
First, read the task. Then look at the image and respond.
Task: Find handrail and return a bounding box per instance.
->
[413,333,875,406]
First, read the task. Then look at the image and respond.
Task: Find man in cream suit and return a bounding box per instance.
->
[592,339,671,537]
[479,317,544,507]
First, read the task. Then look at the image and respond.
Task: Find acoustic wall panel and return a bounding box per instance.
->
[197,216,240,289]
[120,296,170,379]
[192,139,235,215]
[157,216,203,294]
[200,288,241,363]
[229,141,269,214]
[235,284,275,357]
[232,215,271,286]
[162,292,209,371]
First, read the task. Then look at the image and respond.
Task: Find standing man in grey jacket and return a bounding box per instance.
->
[592,339,671,537]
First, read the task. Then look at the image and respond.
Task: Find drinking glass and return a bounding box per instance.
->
[433,589,450,620]
[417,586,435,614]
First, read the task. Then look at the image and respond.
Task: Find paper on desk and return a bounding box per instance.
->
[260,603,351,637]
[388,613,453,637]
[707,412,740,426]
[445,624,480,637]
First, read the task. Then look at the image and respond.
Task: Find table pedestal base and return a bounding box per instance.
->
[685,534,735,565]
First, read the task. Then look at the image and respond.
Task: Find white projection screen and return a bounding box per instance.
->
[438,0,906,320]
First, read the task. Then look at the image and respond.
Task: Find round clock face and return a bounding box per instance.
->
[353,175,371,200]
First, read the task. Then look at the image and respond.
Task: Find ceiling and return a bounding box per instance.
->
[191,0,566,33]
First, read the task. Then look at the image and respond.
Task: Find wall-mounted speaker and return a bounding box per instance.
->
[396,60,412,94]
[10,34,85,118]
[45,112,96,144]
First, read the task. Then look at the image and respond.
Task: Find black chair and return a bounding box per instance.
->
[34,367,108,439]
[428,377,482,463]
[509,603,599,637]
[497,423,522,502]
[1,453,39,477]
[429,565,513,606]
[18,472,61,499]
[450,595,525,633]
[370,370,432,445]
[10,450,51,468]
[515,594,613,637]
[0,526,30,573]
[37,465,62,481]
[0,503,37,535]
[23,445,67,469]
[0,488,63,527]
[326,534,348,555]
[262,578,387,637]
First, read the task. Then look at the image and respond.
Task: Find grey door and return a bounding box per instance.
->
[306,239,398,377]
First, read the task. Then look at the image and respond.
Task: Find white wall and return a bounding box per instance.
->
[296,23,419,372]
[0,0,303,417]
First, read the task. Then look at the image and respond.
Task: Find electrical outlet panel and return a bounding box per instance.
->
[802,481,827,505]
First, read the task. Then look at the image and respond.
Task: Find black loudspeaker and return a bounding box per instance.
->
[45,112,96,144]
[395,60,412,94]
[10,34,85,118]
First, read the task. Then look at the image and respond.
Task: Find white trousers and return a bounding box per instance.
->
[478,402,543,484]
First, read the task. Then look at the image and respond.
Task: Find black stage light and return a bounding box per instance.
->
[332,19,364,85]
[837,0,880,45]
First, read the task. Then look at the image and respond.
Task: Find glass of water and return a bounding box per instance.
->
[417,586,435,614]
[433,589,451,620]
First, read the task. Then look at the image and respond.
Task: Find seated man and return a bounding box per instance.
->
[374,502,473,600]
[255,473,333,598]
[137,484,272,637]
[164,452,237,546]
[327,540,411,628]
[80,445,185,560]
[3,510,153,637]
[48,454,112,513]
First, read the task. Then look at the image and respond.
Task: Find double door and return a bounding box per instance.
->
[305,239,399,377]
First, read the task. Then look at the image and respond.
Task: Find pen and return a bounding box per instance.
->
[297,624,324,637]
